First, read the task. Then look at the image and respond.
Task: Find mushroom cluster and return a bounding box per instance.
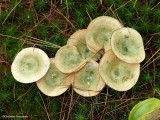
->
[11,16,145,97]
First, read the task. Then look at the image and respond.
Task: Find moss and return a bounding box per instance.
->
[0,90,12,103]
[74,113,86,120]
[5,25,18,36]
[86,1,97,12]
[0,0,159,119]
[35,0,47,12]
[2,38,23,62]
[37,26,49,39]
[138,17,151,33]
[141,4,152,16]
[0,10,10,24]
[20,10,34,24]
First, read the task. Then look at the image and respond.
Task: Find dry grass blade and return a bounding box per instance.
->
[151,1,160,10]
[22,16,49,37]
[113,0,132,12]
[51,3,76,30]
[144,36,153,48]
[133,0,138,8]
[142,55,160,70]
[38,92,51,120]
[25,35,61,48]
[66,88,74,120]
[14,84,34,102]
[2,0,22,24]
[86,9,92,21]
[0,33,61,48]
[142,49,160,69]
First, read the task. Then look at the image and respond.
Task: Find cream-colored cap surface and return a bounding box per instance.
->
[111,27,145,63]
[55,45,86,73]
[67,29,102,61]
[36,58,72,96]
[99,50,140,91]
[11,47,50,83]
[73,60,105,97]
[86,16,123,52]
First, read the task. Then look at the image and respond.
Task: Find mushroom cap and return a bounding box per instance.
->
[73,60,105,97]
[55,45,86,73]
[11,47,50,83]
[86,16,123,52]
[99,50,140,91]
[111,27,145,63]
[36,58,72,96]
[67,29,102,61]
[129,98,160,120]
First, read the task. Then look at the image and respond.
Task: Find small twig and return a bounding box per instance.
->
[60,0,63,4]
[66,83,74,120]
[51,3,76,30]
[150,32,160,36]
[100,88,108,120]
[25,35,61,48]
[13,83,15,98]
[66,0,69,19]
[113,0,132,12]
[155,88,160,95]
[91,104,94,120]
[144,36,153,48]
[14,84,34,102]
[100,0,103,5]
[0,3,2,15]
[38,92,51,120]
[151,1,160,10]
[86,9,92,21]
[32,0,39,22]
[151,49,156,96]
[142,49,160,69]
[111,5,124,27]
[23,16,48,36]
[103,4,113,15]
[59,94,65,120]
[133,0,138,8]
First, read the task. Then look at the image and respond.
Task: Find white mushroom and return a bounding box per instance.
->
[36,58,72,96]
[11,47,50,83]
[67,29,102,61]
[55,45,86,73]
[86,16,123,52]
[99,50,140,91]
[111,27,145,63]
[73,60,105,97]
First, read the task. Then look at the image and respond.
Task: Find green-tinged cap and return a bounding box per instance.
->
[36,58,73,96]
[55,45,86,73]
[73,60,105,97]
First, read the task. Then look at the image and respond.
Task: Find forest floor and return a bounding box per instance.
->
[0,0,160,120]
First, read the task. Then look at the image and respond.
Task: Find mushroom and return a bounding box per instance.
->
[55,45,86,73]
[67,29,102,61]
[36,58,72,96]
[99,50,140,91]
[129,98,160,120]
[111,27,145,63]
[72,60,105,97]
[11,47,50,83]
[86,16,123,52]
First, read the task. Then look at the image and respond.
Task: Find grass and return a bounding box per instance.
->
[0,0,160,119]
